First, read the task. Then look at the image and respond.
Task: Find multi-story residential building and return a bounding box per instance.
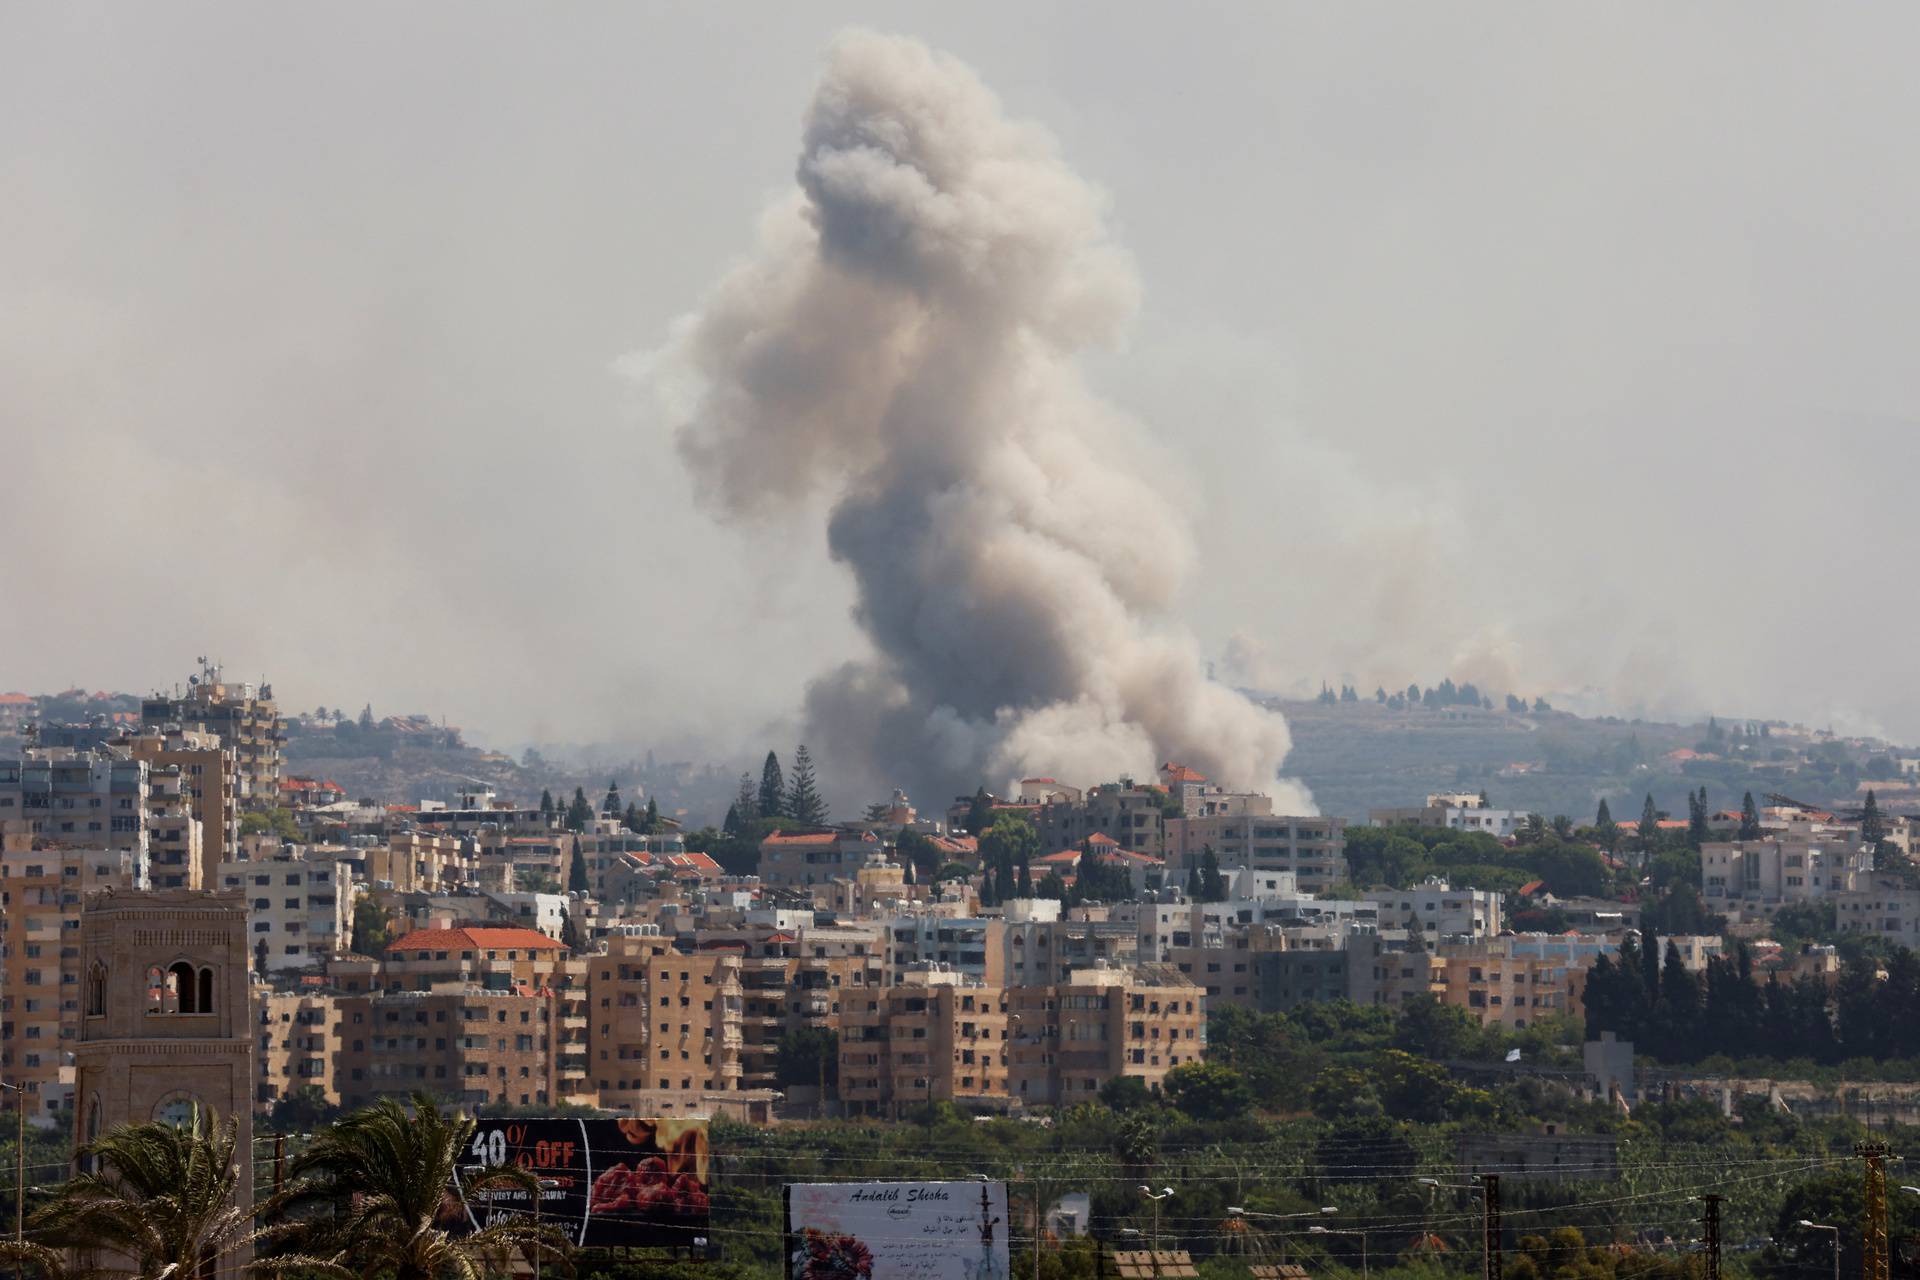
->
[328,925,591,1109]
[1034,783,1175,858]
[0,838,146,1122]
[1368,794,1527,839]
[757,830,887,888]
[141,663,282,805]
[254,987,344,1106]
[1162,814,1347,895]
[0,750,153,857]
[1253,946,1351,1012]
[1365,880,1503,941]
[1008,962,1204,1108]
[587,930,744,1114]
[838,969,1012,1117]
[1834,880,1920,943]
[215,849,352,973]
[1701,837,1875,908]
[363,832,470,892]
[1434,939,1584,1030]
[888,910,1003,983]
[1344,936,1448,1010]
[141,762,204,890]
[999,906,1140,987]
[117,727,236,883]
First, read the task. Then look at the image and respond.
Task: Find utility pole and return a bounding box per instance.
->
[2,1080,24,1257]
[273,1133,286,1196]
[1481,1174,1501,1280]
[1700,1194,1722,1280]
[1860,1141,1891,1280]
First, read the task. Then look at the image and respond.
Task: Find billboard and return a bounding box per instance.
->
[448,1117,710,1249]
[785,1182,1010,1280]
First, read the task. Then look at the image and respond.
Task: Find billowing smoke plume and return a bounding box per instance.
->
[656,31,1311,811]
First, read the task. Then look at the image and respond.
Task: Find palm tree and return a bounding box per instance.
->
[1,1108,323,1280]
[288,1094,565,1280]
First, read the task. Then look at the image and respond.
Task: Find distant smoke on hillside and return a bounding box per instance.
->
[653,30,1312,810]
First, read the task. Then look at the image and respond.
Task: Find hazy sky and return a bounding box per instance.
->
[6,4,1920,774]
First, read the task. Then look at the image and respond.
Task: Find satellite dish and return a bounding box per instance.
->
[188,676,199,686]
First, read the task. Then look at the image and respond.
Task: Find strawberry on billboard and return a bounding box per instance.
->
[448,1117,710,1249]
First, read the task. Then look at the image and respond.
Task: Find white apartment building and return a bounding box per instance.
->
[1700,838,1874,907]
[216,849,354,972]
[1365,879,1503,941]
[1162,813,1347,894]
[1834,881,1920,942]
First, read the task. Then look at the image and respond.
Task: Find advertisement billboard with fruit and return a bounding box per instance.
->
[447,1117,710,1249]
[785,1182,1009,1280]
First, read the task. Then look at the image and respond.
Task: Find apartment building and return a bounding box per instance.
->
[1369,794,1528,839]
[1007,963,1204,1108]
[0,840,146,1122]
[1162,814,1348,895]
[1365,880,1503,941]
[757,830,887,887]
[140,663,283,804]
[117,727,237,882]
[587,930,744,1113]
[1701,837,1875,908]
[364,832,470,892]
[888,910,1002,983]
[254,987,344,1106]
[1034,784,1175,858]
[215,849,352,973]
[329,925,591,1109]
[838,969,1013,1117]
[0,751,152,857]
[1435,940,1584,1030]
[1834,880,1920,943]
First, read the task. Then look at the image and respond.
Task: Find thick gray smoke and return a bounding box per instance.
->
[657,31,1312,811]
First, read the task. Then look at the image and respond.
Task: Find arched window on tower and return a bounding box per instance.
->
[146,965,167,1014]
[86,962,107,1017]
[197,967,214,1015]
[169,961,197,1014]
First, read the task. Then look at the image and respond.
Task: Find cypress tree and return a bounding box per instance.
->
[1739,791,1762,841]
[723,802,742,835]
[965,788,994,836]
[602,780,623,817]
[1638,794,1659,849]
[1864,790,1886,847]
[734,772,758,825]
[1200,845,1226,902]
[1595,798,1619,853]
[568,843,590,895]
[645,796,661,833]
[786,746,827,826]
[1185,864,1203,898]
[539,789,554,817]
[560,908,583,951]
[1016,856,1032,898]
[758,751,786,820]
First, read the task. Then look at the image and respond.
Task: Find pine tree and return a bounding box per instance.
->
[723,802,742,835]
[1199,846,1226,902]
[787,745,827,826]
[645,796,661,833]
[1739,791,1762,841]
[566,786,593,832]
[734,773,758,826]
[1595,799,1619,853]
[965,788,994,836]
[1638,794,1659,849]
[758,752,786,820]
[358,703,374,730]
[1864,790,1887,848]
[623,802,642,833]
[560,908,583,952]
[539,789,554,817]
[568,843,590,895]
[1185,864,1203,898]
[602,780,623,817]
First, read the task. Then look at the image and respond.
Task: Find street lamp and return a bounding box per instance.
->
[1310,1225,1369,1280]
[1138,1187,1174,1252]
[1798,1220,1840,1280]
[1419,1176,1496,1280]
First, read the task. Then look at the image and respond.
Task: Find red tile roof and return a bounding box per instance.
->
[0,693,33,706]
[1160,763,1207,784]
[762,832,839,846]
[387,926,564,953]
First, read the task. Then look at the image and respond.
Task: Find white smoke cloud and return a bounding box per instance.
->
[648,30,1312,811]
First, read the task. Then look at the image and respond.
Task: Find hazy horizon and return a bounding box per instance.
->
[8,5,1920,786]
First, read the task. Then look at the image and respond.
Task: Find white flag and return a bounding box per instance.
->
[1505,1048,1522,1062]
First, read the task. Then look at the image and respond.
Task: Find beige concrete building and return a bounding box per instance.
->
[118,727,236,885]
[140,664,283,806]
[838,970,1012,1117]
[0,836,146,1121]
[255,987,344,1107]
[1163,813,1348,896]
[587,931,744,1114]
